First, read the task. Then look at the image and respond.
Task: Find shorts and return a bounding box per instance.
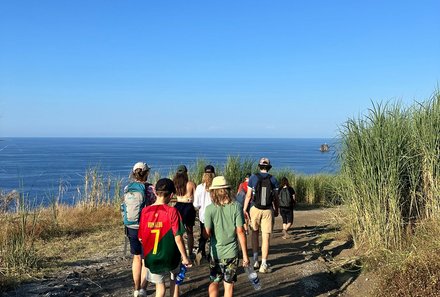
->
[249,206,273,234]
[175,202,196,228]
[209,257,239,283]
[126,227,143,255]
[146,266,180,284]
[280,207,294,224]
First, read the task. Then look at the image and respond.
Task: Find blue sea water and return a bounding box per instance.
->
[0,138,339,205]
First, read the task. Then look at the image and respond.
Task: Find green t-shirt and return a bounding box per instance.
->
[204,201,244,260]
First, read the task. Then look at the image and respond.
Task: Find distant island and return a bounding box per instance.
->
[320,143,330,152]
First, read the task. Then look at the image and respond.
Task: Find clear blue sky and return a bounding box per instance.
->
[1,1,439,138]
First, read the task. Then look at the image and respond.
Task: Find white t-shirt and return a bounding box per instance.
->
[194,183,212,224]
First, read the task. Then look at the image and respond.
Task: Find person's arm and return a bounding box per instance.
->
[243,187,252,220]
[237,226,249,266]
[175,235,192,266]
[204,206,212,239]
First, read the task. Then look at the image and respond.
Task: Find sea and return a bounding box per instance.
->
[0,138,339,206]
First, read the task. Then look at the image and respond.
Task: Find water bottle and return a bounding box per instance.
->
[175,264,187,285]
[245,262,261,290]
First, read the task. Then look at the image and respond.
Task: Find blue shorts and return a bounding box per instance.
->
[126,227,143,256]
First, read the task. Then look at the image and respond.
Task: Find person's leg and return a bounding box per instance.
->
[140,263,148,290]
[155,283,166,297]
[132,255,142,290]
[187,225,194,255]
[251,230,259,258]
[198,221,206,256]
[223,281,234,297]
[261,232,270,260]
[170,279,178,297]
[259,209,273,272]
[208,281,220,297]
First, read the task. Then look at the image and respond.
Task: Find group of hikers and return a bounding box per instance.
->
[121,157,296,297]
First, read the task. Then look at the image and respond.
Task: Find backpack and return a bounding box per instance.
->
[121,182,146,228]
[254,173,274,209]
[236,189,246,207]
[279,187,292,208]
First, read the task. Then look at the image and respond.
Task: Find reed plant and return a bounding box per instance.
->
[0,193,40,277]
[338,90,440,251]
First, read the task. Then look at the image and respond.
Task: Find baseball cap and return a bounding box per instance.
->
[177,165,188,173]
[258,157,272,169]
[132,162,150,172]
[155,178,176,194]
[204,165,215,173]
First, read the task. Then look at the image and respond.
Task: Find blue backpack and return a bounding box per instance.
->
[121,182,146,228]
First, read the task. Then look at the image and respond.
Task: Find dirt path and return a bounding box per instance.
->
[3,208,371,297]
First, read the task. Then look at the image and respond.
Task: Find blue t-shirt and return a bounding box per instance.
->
[247,172,279,192]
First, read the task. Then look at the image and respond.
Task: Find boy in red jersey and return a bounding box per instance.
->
[138,178,192,297]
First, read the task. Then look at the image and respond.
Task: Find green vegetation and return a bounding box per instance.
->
[0,159,337,291]
[338,90,440,295]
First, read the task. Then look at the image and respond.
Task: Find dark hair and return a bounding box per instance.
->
[131,168,149,182]
[173,171,189,196]
[156,191,173,199]
[280,177,291,188]
[258,165,271,171]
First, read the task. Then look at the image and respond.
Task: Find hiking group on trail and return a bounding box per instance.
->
[121,157,296,297]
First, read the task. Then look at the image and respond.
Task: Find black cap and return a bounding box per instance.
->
[204,165,215,173]
[177,165,188,173]
[155,178,176,194]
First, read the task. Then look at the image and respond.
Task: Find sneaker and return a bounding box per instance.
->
[138,289,147,297]
[133,290,139,297]
[259,263,272,273]
[195,251,203,266]
[253,260,260,269]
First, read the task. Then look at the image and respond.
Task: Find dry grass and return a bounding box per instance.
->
[374,220,440,296]
[0,204,122,292]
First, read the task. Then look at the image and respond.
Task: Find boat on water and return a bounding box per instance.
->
[320,143,330,152]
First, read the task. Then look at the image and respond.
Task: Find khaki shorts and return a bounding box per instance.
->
[146,266,180,284]
[249,206,273,234]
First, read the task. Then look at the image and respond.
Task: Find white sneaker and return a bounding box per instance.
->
[139,288,147,297]
[259,263,272,273]
[133,290,139,297]
[253,260,260,269]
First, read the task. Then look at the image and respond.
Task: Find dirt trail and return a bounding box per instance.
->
[3,208,373,297]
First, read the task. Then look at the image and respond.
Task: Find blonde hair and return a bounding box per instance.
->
[210,188,233,206]
[203,172,215,190]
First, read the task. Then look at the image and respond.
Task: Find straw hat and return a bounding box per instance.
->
[209,176,231,190]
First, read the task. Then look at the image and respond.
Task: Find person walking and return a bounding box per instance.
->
[204,176,250,297]
[243,157,279,273]
[123,162,156,297]
[193,165,215,264]
[278,177,296,239]
[173,165,197,258]
[138,178,192,297]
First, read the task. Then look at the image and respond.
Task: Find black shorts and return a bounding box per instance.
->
[174,202,196,228]
[126,227,143,255]
[280,207,294,224]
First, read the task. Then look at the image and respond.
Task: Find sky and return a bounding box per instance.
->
[0,1,439,138]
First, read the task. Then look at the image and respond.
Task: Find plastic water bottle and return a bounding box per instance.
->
[175,264,187,285]
[245,262,261,290]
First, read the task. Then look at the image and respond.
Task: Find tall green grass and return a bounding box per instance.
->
[338,90,440,250]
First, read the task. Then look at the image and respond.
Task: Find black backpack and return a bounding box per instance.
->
[254,173,274,209]
[279,187,292,208]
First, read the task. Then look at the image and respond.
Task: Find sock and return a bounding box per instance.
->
[262,259,267,266]
[253,253,258,261]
